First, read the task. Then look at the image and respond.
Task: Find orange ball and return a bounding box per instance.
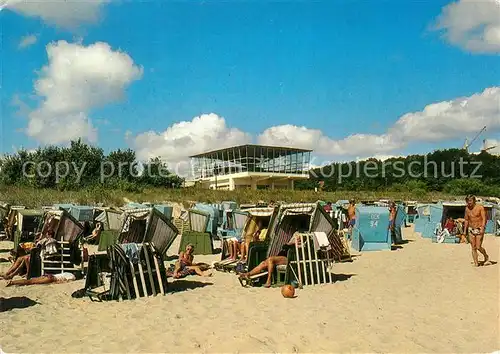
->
[281,284,295,298]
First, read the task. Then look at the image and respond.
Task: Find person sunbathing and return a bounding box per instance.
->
[444,216,455,232]
[226,233,242,261]
[0,254,30,280]
[5,272,76,287]
[84,222,102,243]
[172,244,212,278]
[238,234,299,288]
[239,219,265,262]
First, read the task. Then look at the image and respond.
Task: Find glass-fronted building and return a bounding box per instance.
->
[189,144,312,190]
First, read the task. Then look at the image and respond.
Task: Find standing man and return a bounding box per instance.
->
[464,195,489,267]
[347,200,356,229]
[388,202,397,244]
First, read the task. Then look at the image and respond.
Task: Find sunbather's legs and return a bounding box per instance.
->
[263,256,287,287]
[172,260,182,278]
[240,241,247,261]
[226,240,233,259]
[232,241,240,260]
[240,256,287,287]
[6,275,54,287]
[228,240,238,260]
[186,265,212,277]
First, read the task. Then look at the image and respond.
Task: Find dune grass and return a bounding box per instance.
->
[0,185,461,208]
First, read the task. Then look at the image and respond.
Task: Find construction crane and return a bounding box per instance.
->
[463,126,487,153]
[481,139,498,153]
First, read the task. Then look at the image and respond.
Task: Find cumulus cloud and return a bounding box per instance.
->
[257,125,402,157]
[391,87,500,142]
[20,40,142,144]
[0,0,110,28]
[259,87,500,156]
[433,0,500,53]
[130,86,500,172]
[18,34,37,49]
[131,113,252,175]
[483,139,500,154]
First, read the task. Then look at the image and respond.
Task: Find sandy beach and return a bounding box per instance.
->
[1,226,498,353]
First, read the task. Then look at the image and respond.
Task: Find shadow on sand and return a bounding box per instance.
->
[480,260,497,267]
[0,296,39,312]
[168,280,213,293]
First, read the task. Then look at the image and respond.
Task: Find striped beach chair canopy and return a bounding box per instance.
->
[265,202,346,262]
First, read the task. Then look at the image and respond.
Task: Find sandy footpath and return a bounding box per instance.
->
[1,226,499,353]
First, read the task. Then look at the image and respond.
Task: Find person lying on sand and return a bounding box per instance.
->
[238,234,300,288]
[172,244,212,278]
[5,272,76,287]
[0,254,30,280]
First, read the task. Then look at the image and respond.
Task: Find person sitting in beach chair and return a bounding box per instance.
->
[5,272,78,287]
[1,228,55,280]
[238,234,300,288]
[172,244,212,279]
[239,219,266,262]
[444,216,455,233]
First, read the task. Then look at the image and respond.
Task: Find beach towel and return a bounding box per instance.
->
[38,237,59,258]
[436,229,449,243]
[312,232,331,252]
[121,243,140,264]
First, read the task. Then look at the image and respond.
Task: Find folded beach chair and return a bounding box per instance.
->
[285,232,336,288]
[86,242,168,301]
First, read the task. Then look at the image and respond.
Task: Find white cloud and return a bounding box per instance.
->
[257,125,402,157]
[391,87,500,142]
[131,113,251,176]
[483,139,500,154]
[130,87,500,171]
[18,34,37,49]
[258,87,500,156]
[0,0,110,28]
[20,40,142,144]
[433,0,500,53]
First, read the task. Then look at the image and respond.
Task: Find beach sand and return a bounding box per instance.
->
[1,226,499,353]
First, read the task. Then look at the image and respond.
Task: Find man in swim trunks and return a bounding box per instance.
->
[347,200,356,228]
[464,195,489,267]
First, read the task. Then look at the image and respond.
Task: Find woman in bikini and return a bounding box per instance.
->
[172,244,212,278]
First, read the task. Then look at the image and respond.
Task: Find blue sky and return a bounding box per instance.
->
[1,0,499,167]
